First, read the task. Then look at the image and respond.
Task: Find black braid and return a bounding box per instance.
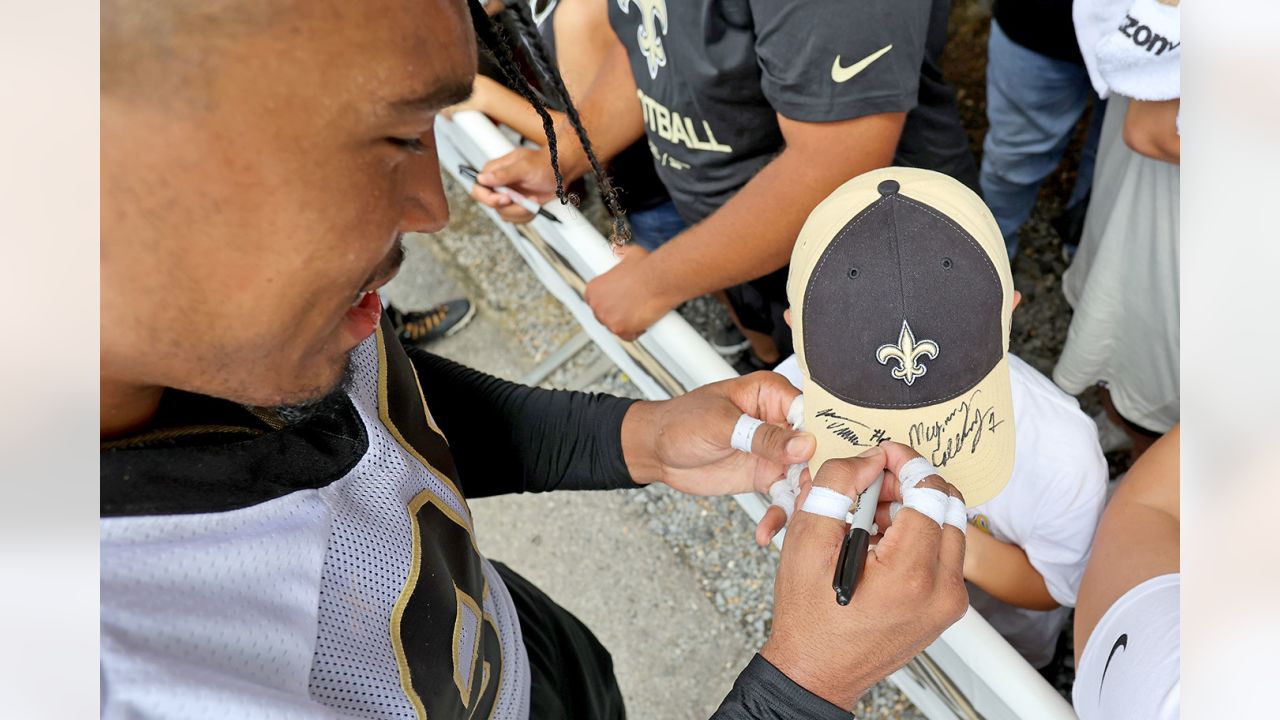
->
[503,1,630,245]
[468,0,630,245]
[467,1,569,208]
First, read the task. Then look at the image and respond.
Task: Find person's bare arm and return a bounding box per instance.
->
[1122,98,1180,164]
[963,529,1059,610]
[1074,426,1180,665]
[552,0,616,98]
[472,35,645,220]
[449,75,568,141]
[582,111,904,339]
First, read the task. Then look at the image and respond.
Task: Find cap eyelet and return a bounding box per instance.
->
[848,267,860,279]
[941,257,953,270]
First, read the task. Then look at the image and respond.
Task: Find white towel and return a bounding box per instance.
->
[1075,0,1180,100]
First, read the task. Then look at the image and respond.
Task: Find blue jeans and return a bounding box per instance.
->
[626,199,687,252]
[980,20,1105,257]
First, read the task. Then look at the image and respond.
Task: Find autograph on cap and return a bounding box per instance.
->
[908,390,1005,467]
[813,408,892,449]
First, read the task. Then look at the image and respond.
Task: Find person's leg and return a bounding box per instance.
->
[980,20,1095,257]
[722,268,791,369]
[491,561,626,720]
[1067,95,1107,209]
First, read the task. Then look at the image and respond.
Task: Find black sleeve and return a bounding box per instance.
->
[406,347,642,498]
[712,655,852,719]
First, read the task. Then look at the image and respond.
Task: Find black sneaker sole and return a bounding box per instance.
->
[442,301,477,338]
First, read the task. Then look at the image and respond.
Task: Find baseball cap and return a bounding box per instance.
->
[787,167,1015,507]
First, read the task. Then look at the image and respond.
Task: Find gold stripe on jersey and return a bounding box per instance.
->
[374,321,467,512]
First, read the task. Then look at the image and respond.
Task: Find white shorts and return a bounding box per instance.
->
[1072,573,1179,720]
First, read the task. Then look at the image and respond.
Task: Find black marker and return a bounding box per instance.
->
[459,164,561,223]
[833,472,883,605]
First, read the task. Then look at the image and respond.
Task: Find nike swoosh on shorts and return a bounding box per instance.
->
[831,44,894,83]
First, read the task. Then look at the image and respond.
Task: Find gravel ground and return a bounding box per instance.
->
[416,0,1124,712]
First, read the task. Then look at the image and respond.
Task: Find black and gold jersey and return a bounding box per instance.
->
[101,319,545,718]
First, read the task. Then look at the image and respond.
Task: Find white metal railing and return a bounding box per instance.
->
[435,111,1077,720]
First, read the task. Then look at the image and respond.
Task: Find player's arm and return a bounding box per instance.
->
[407,348,638,497]
[412,344,817,500]
[600,111,904,319]
[1075,427,1180,663]
[963,530,1059,611]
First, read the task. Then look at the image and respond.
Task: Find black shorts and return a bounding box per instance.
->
[724,266,793,359]
[491,562,626,720]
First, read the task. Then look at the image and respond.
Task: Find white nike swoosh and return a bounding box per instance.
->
[831,44,894,83]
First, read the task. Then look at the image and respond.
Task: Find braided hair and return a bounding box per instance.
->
[467,0,631,245]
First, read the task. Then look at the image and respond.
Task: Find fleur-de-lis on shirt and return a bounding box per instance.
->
[876,320,939,386]
[617,0,669,79]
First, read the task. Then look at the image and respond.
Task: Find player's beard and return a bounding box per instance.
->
[270,355,356,426]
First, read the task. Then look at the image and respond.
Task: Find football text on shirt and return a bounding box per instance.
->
[635,87,733,154]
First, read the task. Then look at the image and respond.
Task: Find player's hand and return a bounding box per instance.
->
[584,252,676,341]
[471,147,559,223]
[620,371,816,496]
[761,443,969,710]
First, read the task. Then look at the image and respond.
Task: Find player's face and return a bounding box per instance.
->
[102,0,475,407]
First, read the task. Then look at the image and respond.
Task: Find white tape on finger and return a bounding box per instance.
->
[944,496,968,533]
[901,486,949,525]
[768,479,799,521]
[786,395,805,430]
[898,457,940,491]
[800,486,855,521]
[889,501,903,522]
[731,414,765,454]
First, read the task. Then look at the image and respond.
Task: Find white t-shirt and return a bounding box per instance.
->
[775,353,1108,668]
[1072,573,1180,719]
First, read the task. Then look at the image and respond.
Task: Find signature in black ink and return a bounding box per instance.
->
[815,408,893,448]
[907,390,1005,467]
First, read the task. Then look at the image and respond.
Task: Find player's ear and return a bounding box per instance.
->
[784,308,792,327]
[1012,291,1022,311]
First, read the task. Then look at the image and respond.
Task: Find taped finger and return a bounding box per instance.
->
[786,395,804,430]
[768,478,799,521]
[897,456,941,492]
[902,485,949,525]
[731,414,764,454]
[799,486,855,521]
[944,496,967,533]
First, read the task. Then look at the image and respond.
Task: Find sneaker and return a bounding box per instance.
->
[708,323,751,356]
[387,299,476,346]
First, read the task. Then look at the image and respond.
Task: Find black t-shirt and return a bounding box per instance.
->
[608,0,977,224]
[992,0,1085,65]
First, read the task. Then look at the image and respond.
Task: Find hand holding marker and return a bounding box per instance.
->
[459,164,561,223]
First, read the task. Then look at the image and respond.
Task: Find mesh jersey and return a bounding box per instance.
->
[100,325,531,719]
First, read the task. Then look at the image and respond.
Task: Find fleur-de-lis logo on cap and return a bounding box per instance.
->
[876,320,939,386]
[617,0,669,79]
